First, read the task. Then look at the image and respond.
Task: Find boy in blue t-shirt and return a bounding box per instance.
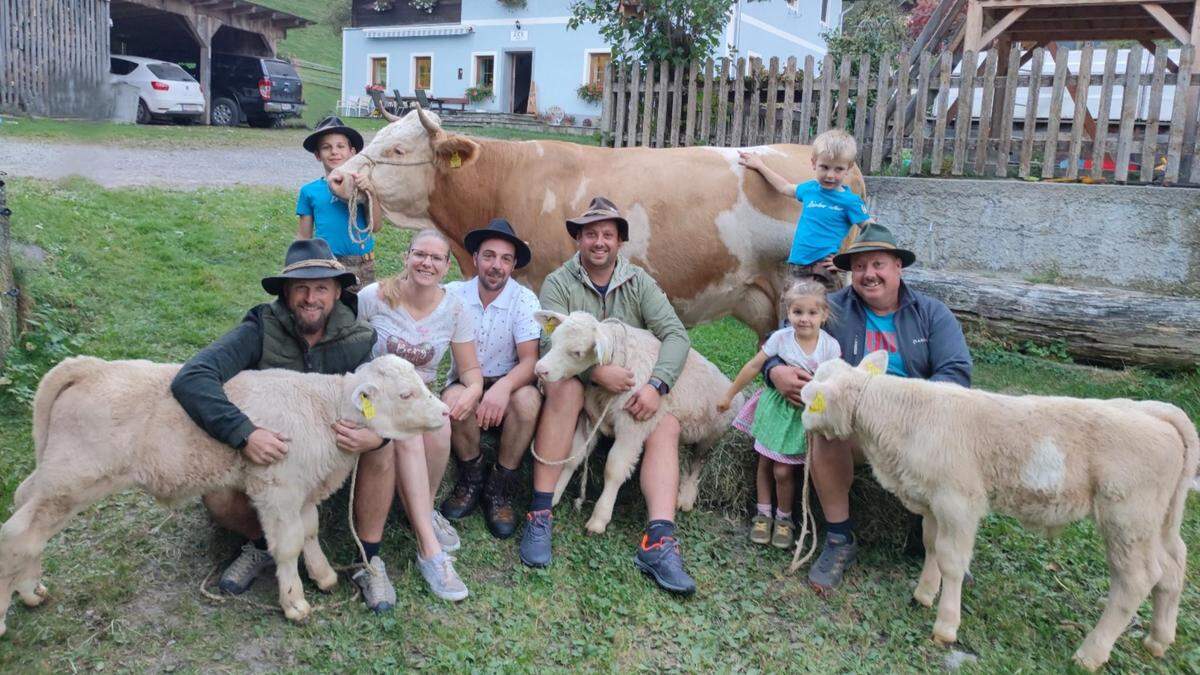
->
[297,116,376,291]
[739,129,872,291]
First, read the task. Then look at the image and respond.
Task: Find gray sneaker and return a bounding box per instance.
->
[808,532,858,591]
[431,510,462,552]
[218,542,274,595]
[417,551,469,601]
[352,556,397,613]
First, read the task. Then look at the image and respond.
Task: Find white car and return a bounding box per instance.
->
[109,55,206,124]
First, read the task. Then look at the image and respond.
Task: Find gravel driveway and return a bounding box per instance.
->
[0,138,320,189]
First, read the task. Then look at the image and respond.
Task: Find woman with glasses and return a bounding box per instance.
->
[357,228,484,602]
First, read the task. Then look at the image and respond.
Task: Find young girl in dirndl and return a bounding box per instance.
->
[717,280,840,549]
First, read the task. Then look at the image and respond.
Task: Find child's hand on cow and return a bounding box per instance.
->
[449,382,484,422]
[332,420,387,455]
[738,151,765,171]
[592,364,636,394]
[243,428,290,465]
[716,395,732,413]
[624,384,661,422]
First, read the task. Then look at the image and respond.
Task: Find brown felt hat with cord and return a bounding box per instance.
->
[565,196,629,241]
[261,238,358,296]
[831,222,917,270]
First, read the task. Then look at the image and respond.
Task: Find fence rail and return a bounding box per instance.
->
[598,45,1200,186]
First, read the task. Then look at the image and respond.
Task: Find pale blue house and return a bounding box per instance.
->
[342,0,841,122]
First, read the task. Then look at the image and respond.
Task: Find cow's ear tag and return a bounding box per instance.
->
[360,394,376,420]
[864,362,883,376]
[449,151,462,169]
[809,391,826,413]
[541,316,560,334]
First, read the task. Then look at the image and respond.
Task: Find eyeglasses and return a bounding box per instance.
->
[409,250,449,264]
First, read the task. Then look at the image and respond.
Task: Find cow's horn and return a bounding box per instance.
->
[415,103,440,136]
[367,88,400,122]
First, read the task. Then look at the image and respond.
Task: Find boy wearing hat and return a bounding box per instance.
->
[297,116,377,291]
[438,219,543,540]
[171,238,402,613]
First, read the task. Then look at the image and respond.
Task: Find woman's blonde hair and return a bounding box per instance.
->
[812,129,858,165]
[781,279,833,324]
[378,228,452,310]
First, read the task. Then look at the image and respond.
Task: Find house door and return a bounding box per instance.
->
[507,51,532,114]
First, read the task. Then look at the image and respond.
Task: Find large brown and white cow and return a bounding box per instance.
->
[327,107,865,337]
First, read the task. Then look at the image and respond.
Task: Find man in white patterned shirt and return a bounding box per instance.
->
[439,219,543,539]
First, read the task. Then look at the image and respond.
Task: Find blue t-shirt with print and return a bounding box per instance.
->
[296,177,374,256]
[864,310,909,377]
[787,180,871,266]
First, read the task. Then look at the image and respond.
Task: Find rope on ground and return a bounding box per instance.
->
[198,564,361,614]
[788,442,819,573]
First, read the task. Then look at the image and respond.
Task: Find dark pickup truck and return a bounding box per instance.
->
[209,53,304,127]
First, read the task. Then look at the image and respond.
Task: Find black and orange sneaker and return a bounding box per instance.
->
[634,535,696,596]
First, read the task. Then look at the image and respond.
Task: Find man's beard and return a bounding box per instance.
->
[479,272,507,292]
[295,307,331,336]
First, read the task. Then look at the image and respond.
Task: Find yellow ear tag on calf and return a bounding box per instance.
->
[449,151,462,169]
[809,392,826,413]
[361,394,376,420]
[865,362,883,376]
[542,316,560,334]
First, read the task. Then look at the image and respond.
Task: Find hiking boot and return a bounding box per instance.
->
[749,514,772,545]
[519,509,553,568]
[440,454,487,520]
[218,542,274,595]
[351,556,397,613]
[808,532,858,591]
[634,535,696,596]
[431,510,462,553]
[416,551,469,601]
[481,466,519,539]
[771,518,795,549]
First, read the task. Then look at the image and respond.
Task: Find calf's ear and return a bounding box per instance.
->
[534,310,569,334]
[858,350,889,376]
[432,134,481,171]
[351,382,381,416]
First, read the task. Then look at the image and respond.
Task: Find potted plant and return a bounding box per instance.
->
[576,82,604,105]
[465,86,493,103]
[409,0,438,13]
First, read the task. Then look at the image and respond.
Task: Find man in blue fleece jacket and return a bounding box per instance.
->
[763,223,972,591]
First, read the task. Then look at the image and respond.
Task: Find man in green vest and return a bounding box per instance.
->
[171,239,398,613]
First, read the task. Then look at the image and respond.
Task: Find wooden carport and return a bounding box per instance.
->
[111,0,311,123]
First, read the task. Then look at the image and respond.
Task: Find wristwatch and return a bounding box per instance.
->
[647,377,670,396]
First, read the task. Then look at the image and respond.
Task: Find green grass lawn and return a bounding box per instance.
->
[1,177,1199,672]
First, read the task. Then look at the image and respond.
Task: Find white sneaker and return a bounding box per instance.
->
[351,556,397,614]
[416,551,469,602]
[431,509,462,552]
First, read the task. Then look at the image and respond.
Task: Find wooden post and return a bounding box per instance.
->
[911,51,932,176]
[1164,45,1195,183]
[626,64,641,148]
[655,61,669,148]
[974,49,999,175]
[700,58,714,146]
[1018,47,1044,178]
[870,55,893,173]
[716,58,730,146]
[1114,47,1144,182]
[854,53,871,147]
[995,43,1022,177]
[685,59,698,146]
[668,61,683,147]
[1065,44,1095,180]
[931,51,953,176]
[781,56,797,144]
[800,54,815,143]
[892,51,911,172]
[1041,49,1069,180]
[952,50,976,175]
[640,61,655,147]
[1139,47,1168,183]
[1091,48,1119,180]
[835,56,852,130]
[601,62,615,147]
[816,54,834,134]
[746,58,760,146]
[1183,0,1200,181]
[731,57,746,147]
[765,57,779,143]
[964,0,983,52]
[613,64,627,148]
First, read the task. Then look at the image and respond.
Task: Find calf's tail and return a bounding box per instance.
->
[1136,402,1200,540]
[31,356,104,464]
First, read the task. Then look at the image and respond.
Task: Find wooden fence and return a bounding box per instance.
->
[598,45,1200,186]
[1,0,112,118]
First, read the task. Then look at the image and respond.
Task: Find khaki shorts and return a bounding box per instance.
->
[337,252,376,293]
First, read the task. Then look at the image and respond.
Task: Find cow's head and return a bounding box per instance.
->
[533,310,614,382]
[347,355,449,439]
[800,350,889,439]
[327,105,481,232]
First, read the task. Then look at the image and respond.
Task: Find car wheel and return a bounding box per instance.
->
[136,99,151,125]
[210,97,239,126]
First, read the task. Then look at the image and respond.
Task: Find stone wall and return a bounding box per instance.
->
[865,177,1200,296]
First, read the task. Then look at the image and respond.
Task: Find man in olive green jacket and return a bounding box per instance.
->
[519,196,696,596]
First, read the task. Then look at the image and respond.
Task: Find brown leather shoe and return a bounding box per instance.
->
[482,465,519,539]
[440,454,486,520]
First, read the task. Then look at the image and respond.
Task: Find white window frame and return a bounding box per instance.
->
[367,53,390,90]
[470,51,498,89]
[820,0,832,26]
[411,52,435,95]
[581,48,611,86]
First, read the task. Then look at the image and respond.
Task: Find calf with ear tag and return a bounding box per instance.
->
[859,350,889,376]
[534,310,566,335]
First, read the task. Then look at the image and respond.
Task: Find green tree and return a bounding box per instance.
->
[325,0,353,35]
[567,0,736,64]
[821,0,912,66]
